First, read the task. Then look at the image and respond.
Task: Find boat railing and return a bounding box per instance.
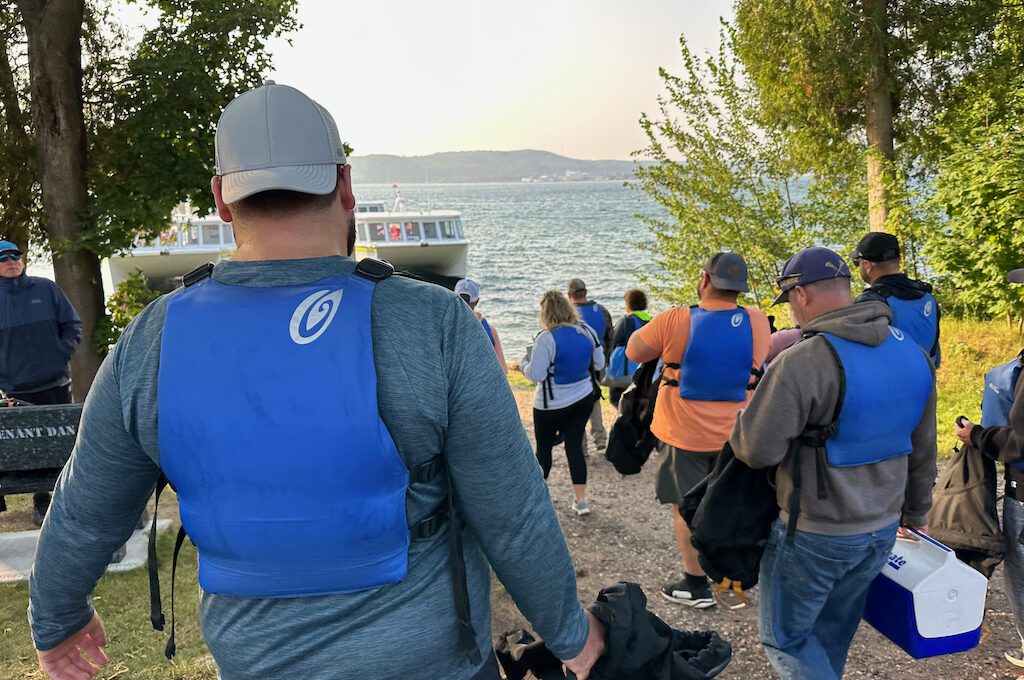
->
[357,217,465,244]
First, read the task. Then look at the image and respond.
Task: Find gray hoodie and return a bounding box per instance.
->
[730,301,937,535]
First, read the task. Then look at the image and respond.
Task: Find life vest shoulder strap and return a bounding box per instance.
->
[355,258,394,281]
[182,263,214,287]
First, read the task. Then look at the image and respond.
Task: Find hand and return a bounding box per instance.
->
[955,417,976,445]
[37,612,108,680]
[562,610,606,680]
[898,524,927,540]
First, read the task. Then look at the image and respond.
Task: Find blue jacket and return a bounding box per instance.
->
[0,273,82,394]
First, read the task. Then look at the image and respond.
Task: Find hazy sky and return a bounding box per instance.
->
[261,1,734,160]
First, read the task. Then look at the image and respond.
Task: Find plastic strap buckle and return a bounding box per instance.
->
[410,456,443,484]
[354,258,395,281]
[412,507,448,540]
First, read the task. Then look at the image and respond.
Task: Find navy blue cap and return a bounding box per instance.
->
[772,246,851,306]
[0,240,21,254]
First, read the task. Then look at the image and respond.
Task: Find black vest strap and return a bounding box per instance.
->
[182,263,215,287]
[164,526,188,659]
[354,258,394,281]
[148,477,168,632]
[444,466,482,666]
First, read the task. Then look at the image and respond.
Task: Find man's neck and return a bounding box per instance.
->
[230,215,349,262]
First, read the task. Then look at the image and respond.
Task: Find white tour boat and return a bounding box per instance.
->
[104,188,470,294]
[353,187,469,279]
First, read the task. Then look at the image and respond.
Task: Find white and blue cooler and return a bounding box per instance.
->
[862,530,988,658]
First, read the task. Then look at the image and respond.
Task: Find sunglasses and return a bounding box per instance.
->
[0,253,21,262]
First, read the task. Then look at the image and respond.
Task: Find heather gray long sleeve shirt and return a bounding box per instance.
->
[28,256,588,679]
[730,302,938,535]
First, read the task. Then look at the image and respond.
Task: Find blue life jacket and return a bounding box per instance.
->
[981,351,1022,428]
[608,312,651,379]
[819,328,933,467]
[577,302,607,342]
[886,293,940,367]
[549,323,598,385]
[676,306,754,402]
[158,268,412,598]
[480,316,495,346]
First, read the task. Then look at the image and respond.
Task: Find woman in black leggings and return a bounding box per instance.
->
[519,291,605,515]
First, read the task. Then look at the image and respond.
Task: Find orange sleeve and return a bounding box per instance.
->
[747,307,771,368]
[635,307,690,364]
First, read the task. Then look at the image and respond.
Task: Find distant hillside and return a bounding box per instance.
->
[349,150,641,184]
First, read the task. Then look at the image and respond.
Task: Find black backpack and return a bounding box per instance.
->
[679,443,777,590]
[606,359,662,475]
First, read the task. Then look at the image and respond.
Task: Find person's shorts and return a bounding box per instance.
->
[655,444,718,506]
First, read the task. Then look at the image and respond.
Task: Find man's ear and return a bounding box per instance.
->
[338,165,356,211]
[211,176,234,223]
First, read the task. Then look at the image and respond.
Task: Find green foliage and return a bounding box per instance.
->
[734,0,1001,168]
[926,82,1024,321]
[633,28,866,307]
[93,269,160,354]
[82,0,299,257]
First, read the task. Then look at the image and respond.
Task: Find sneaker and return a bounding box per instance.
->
[571,500,591,516]
[1005,647,1024,667]
[661,579,716,608]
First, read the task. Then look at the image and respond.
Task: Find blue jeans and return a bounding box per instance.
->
[758,518,898,680]
[1003,496,1024,648]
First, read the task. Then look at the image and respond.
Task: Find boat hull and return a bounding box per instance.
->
[354,240,468,279]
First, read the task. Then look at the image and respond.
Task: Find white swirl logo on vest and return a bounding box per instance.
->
[889,326,905,342]
[731,312,744,328]
[924,300,933,317]
[290,289,344,345]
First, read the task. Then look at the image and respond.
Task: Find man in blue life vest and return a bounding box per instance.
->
[568,278,613,453]
[853,232,941,367]
[955,267,1024,668]
[730,246,936,680]
[28,82,605,680]
[455,278,507,374]
[626,252,771,609]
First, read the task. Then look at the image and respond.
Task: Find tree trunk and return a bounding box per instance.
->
[0,27,34,251]
[17,0,104,399]
[862,0,895,233]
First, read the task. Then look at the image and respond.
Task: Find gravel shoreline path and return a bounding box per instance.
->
[494,390,1024,680]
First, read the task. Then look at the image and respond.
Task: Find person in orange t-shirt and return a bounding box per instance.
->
[627,252,770,609]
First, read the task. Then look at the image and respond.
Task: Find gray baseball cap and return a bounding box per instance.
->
[704,252,749,293]
[215,81,347,203]
[1009,269,1024,284]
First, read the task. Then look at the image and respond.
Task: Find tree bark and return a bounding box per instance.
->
[863,0,895,233]
[0,25,34,251]
[17,0,104,399]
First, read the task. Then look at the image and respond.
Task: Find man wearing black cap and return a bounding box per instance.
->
[626,252,770,609]
[0,239,82,525]
[955,267,1024,668]
[568,278,613,454]
[729,246,936,680]
[852,232,941,367]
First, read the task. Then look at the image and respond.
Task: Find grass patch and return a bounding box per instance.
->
[0,317,1015,678]
[935,318,1022,455]
[0,530,215,680]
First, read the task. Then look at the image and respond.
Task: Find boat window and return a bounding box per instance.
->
[183,226,200,246]
[404,222,421,241]
[441,221,456,239]
[357,223,369,242]
[369,223,386,241]
[222,224,235,245]
[202,224,221,246]
[388,223,402,241]
[159,228,180,247]
[422,221,438,239]
[455,219,464,238]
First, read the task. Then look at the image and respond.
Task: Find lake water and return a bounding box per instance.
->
[356,181,662,360]
[28,181,664,360]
